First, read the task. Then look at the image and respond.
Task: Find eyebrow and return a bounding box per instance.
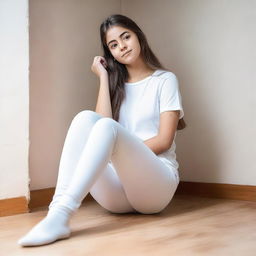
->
[107,31,129,46]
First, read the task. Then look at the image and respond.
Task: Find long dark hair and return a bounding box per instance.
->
[100,14,186,130]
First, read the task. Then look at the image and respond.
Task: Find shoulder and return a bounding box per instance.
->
[156,70,180,97]
[152,69,178,83]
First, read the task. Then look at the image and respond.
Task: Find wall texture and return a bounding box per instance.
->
[121,0,256,185]
[29,0,121,190]
[0,0,29,199]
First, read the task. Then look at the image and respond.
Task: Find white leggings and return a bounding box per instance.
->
[49,110,179,214]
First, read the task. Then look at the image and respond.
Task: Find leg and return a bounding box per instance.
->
[56,117,178,214]
[18,117,178,246]
[90,163,137,214]
[51,109,135,213]
[49,110,102,209]
[18,110,104,247]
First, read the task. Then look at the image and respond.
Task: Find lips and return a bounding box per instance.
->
[122,50,132,57]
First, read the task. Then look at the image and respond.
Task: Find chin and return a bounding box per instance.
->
[122,56,140,65]
[122,59,134,65]
[118,59,134,65]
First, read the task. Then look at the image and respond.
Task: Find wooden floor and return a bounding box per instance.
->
[0,195,255,256]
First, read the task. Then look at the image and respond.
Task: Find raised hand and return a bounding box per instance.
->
[91,56,108,78]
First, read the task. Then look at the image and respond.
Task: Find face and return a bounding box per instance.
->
[106,26,142,65]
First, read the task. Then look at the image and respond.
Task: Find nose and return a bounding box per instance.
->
[119,42,127,51]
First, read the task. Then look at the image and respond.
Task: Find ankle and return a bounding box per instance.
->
[47,205,74,225]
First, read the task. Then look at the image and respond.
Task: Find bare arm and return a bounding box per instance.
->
[91,56,113,118]
[95,74,113,118]
[143,135,166,155]
[143,110,180,155]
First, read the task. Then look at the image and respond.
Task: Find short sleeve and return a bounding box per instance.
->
[159,73,184,119]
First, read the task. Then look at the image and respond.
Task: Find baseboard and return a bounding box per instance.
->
[29,182,255,210]
[1,182,255,217]
[28,187,94,210]
[28,187,56,209]
[0,196,28,217]
[176,181,256,201]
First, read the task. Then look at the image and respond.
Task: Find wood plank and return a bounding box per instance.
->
[29,182,256,211]
[29,187,94,209]
[176,181,256,201]
[1,182,255,217]
[1,195,256,255]
[0,196,28,217]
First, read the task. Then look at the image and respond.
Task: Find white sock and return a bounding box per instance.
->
[17,205,73,247]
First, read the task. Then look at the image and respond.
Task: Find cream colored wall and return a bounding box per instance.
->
[0,0,29,199]
[122,0,256,185]
[29,0,121,190]
[30,0,256,191]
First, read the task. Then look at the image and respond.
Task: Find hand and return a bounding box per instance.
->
[91,56,108,78]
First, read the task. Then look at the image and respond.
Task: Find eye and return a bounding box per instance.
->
[109,35,130,49]
[110,43,117,49]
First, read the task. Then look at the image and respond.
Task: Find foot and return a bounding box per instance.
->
[17,205,72,246]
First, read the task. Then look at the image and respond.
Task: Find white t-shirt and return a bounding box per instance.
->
[118,69,184,170]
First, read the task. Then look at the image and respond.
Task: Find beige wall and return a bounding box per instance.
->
[122,0,256,185]
[29,0,256,191]
[29,0,121,190]
[0,0,29,199]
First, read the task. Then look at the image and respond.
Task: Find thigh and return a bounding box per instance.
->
[90,163,137,214]
[110,122,179,214]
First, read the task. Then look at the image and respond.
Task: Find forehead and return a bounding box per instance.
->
[106,26,132,43]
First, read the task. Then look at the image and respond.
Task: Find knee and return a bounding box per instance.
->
[92,117,117,131]
[73,110,101,123]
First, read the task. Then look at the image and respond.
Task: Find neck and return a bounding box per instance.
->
[125,54,155,83]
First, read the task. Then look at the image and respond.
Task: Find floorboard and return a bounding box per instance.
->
[0,195,255,256]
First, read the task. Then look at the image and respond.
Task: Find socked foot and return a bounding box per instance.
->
[18,205,72,247]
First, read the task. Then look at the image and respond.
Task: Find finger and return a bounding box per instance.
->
[101,58,107,65]
[97,56,104,63]
[94,56,101,61]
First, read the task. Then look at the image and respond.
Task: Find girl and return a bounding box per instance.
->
[18,14,186,247]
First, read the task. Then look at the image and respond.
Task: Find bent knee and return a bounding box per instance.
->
[95,117,115,126]
[73,110,101,122]
[92,117,118,133]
